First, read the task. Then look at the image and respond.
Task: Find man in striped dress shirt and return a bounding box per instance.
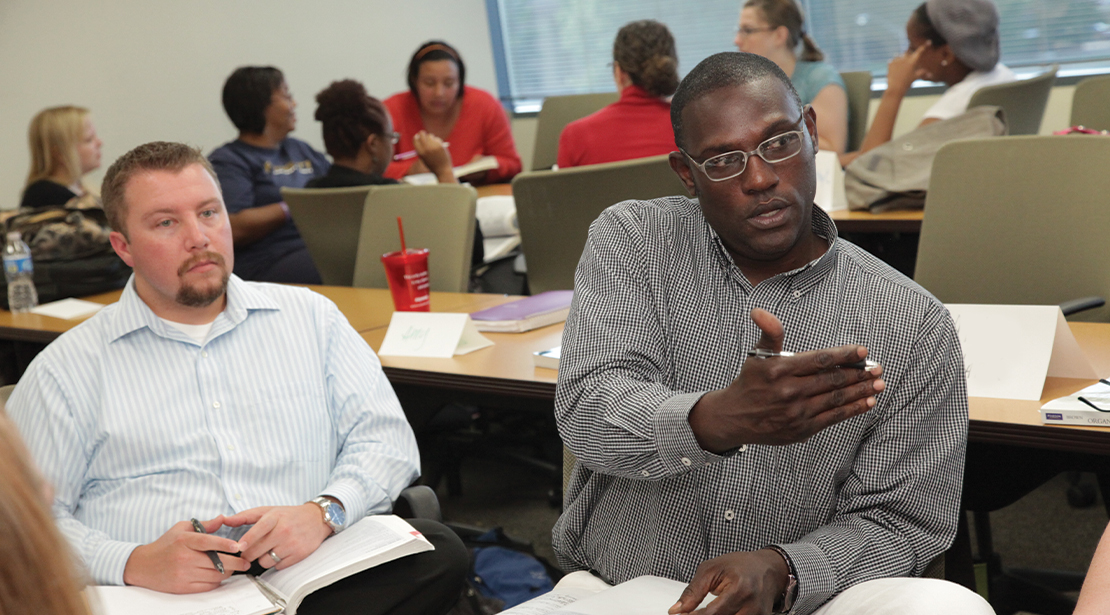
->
[7,141,466,615]
[553,53,993,614]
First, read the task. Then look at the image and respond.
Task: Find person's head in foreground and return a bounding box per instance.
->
[907,0,1001,85]
[0,413,89,615]
[222,66,297,140]
[669,51,821,281]
[26,105,102,190]
[102,142,233,323]
[612,20,679,98]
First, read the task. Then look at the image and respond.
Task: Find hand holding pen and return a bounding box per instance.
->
[191,518,225,574]
[121,517,248,594]
[688,308,885,453]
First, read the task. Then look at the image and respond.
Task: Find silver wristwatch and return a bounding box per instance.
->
[311,496,347,534]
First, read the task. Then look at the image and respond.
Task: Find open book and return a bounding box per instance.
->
[402,155,500,185]
[90,515,432,615]
[500,575,711,615]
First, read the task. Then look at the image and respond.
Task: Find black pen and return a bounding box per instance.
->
[746,348,879,370]
[190,518,225,574]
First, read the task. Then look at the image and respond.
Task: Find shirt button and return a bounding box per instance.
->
[681,457,692,466]
[235,494,243,501]
[793,290,801,298]
[724,509,735,521]
[213,401,221,409]
[227,444,235,451]
[737,445,748,452]
[201,351,209,358]
[641,470,650,477]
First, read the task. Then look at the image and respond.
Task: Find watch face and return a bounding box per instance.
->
[327,502,346,528]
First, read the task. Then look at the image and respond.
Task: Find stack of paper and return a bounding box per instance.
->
[477,194,521,262]
[1041,379,1110,426]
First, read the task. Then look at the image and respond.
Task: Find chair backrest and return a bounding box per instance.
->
[967,65,1057,135]
[915,136,1110,322]
[512,154,685,294]
[531,92,620,171]
[1070,74,1110,131]
[352,184,477,293]
[840,71,872,152]
[282,186,374,286]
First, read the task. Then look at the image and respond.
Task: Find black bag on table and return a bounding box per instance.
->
[0,204,131,310]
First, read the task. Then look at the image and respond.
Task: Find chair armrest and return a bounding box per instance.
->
[393,485,443,522]
[1060,296,1106,317]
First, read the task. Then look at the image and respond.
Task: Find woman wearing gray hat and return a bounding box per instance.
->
[846,0,1014,162]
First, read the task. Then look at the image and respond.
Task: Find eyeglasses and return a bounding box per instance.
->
[681,108,809,182]
[390,132,400,145]
[735,25,773,37]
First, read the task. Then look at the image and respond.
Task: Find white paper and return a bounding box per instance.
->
[499,588,599,615]
[947,304,1097,400]
[377,312,493,358]
[90,576,278,615]
[476,195,519,237]
[30,297,104,319]
[814,150,847,212]
[548,576,710,615]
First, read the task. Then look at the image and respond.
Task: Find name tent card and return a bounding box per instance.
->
[377,312,493,358]
[946,304,1097,400]
[814,150,847,212]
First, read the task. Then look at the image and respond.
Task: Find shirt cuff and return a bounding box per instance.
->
[652,391,735,475]
[774,541,836,615]
[322,478,391,527]
[89,540,141,586]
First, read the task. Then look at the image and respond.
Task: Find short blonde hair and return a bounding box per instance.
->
[26,106,90,188]
[0,414,90,615]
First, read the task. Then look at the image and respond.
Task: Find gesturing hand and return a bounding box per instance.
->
[668,549,789,615]
[886,44,928,95]
[223,504,332,571]
[689,308,884,453]
[122,517,249,594]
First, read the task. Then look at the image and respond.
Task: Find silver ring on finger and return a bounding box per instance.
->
[268,550,282,565]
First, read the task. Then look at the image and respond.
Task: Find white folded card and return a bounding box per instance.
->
[946,304,1097,400]
[29,298,104,319]
[814,150,847,212]
[377,312,493,358]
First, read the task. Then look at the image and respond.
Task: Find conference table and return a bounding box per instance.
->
[6,286,1108,452]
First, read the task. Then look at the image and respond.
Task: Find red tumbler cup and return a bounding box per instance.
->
[380,248,430,311]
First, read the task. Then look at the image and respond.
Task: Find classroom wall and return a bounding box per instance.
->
[0,0,499,208]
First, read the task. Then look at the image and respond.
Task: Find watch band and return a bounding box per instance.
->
[766,545,798,614]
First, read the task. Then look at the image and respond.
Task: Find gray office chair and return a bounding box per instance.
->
[531,92,620,171]
[840,71,872,152]
[967,65,1057,135]
[915,135,1110,321]
[282,186,375,286]
[1070,74,1110,131]
[512,154,685,294]
[352,184,477,293]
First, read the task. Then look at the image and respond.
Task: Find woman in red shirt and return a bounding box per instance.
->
[385,41,522,185]
[557,20,679,169]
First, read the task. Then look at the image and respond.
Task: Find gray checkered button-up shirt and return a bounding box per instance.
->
[553,196,967,615]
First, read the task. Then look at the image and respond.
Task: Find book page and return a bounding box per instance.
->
[499,587,599,615]
[548,576,708,615]
[89,576,278,615]
[260,515,432,614]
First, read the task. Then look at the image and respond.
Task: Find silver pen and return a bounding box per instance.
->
[746,348,879,370]
[190,518,226,574]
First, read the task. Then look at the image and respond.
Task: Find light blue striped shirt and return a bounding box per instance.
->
[7,275,419,585]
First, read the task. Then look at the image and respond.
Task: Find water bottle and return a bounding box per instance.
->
[4,231,38,313]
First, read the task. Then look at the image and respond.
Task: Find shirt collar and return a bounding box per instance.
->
[705,203,840,290]
[105,274,280,344]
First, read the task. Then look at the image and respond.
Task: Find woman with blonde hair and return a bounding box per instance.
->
[735,0,848,154]
[22,106,103,209]
[558,19,679,168]
[0,413,89,615]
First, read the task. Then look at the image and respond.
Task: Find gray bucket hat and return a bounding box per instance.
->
[925,0,1001,73]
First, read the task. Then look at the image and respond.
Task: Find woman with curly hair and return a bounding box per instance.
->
[557,20,679,169]
[308,80,455,187]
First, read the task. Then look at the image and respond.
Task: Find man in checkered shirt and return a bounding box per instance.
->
[552,52,992,615]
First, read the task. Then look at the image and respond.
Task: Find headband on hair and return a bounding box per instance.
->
[415,43,459,62]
